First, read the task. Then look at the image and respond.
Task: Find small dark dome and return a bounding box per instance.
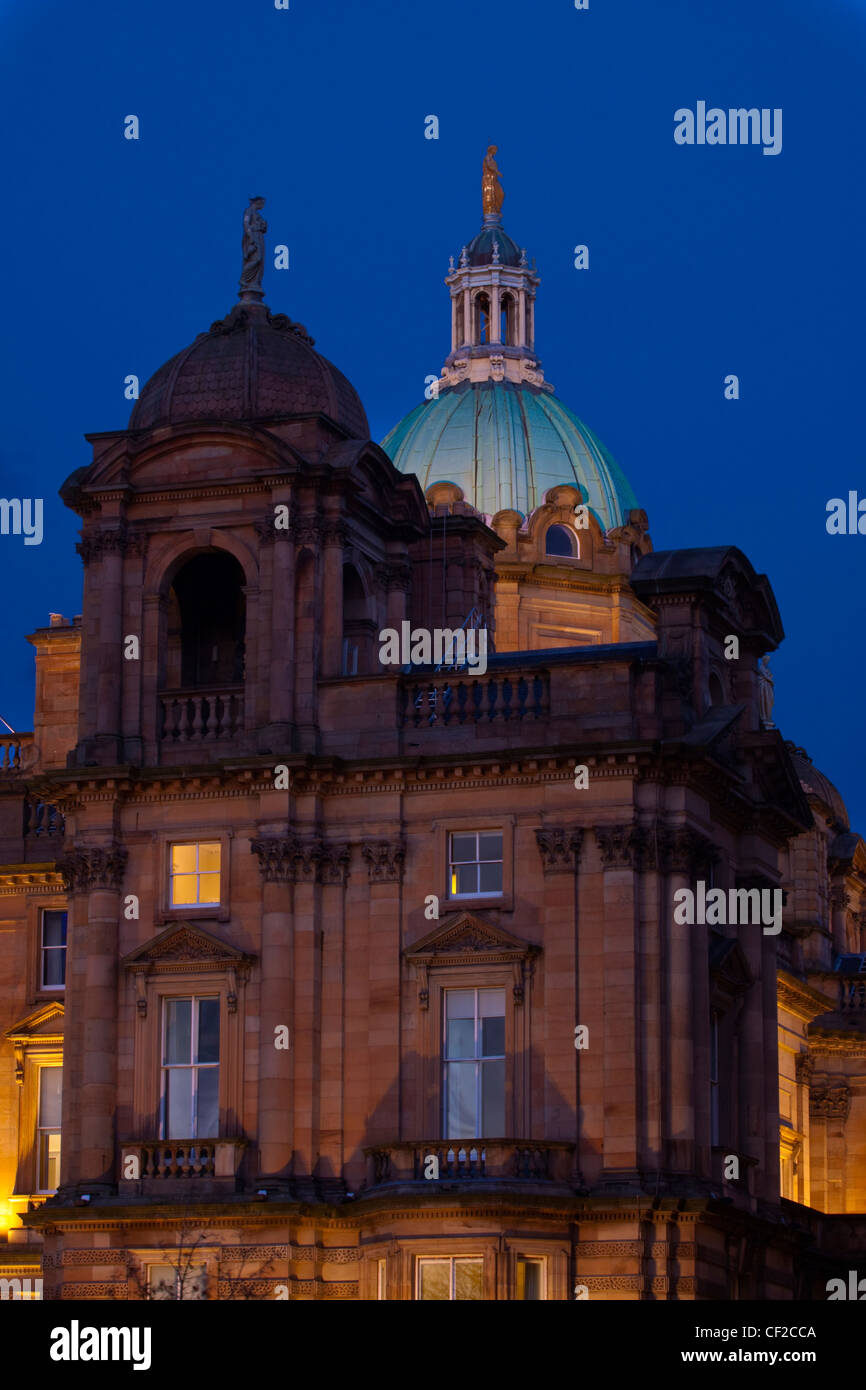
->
[465,224,523,267]
[129,302,368,437]
[786,743,849,830]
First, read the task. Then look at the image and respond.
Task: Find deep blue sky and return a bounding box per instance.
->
[0,0,864,828]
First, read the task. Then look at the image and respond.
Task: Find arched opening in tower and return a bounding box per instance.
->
[342,563,372,675]
[165,552,246,690]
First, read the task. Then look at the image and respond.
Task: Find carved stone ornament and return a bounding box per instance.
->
[810,1083,851,1121]
[76,530,145,565]
[58,845,127,893]
[594,823,663,870]
[251,836,351,885]
[794,1052,814,1086]
[361,840,406,883]
[535,826,584,872]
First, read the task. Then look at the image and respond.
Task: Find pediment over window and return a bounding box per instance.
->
[122,923,254,1018]
[5,1000,65,1044]
[5,1002,64,1084]
[405,912,540,1008]
[122,921,253,971]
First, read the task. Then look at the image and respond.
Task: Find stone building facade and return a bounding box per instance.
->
[0,177,864,1300]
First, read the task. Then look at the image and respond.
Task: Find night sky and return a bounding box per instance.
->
[1,0,863,827]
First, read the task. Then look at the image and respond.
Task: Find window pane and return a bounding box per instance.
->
[455,1259,484,1300]
[164,1000,192,1064]
[171,874,198,906]
[43,950,65,988]
[41,1131,61,1191]
[149,1264,176,1301]
[478,861,502,894]
[478,833,502,861]
[166,1068,194,1138]
[171,844,197,874]
[481,1016,505,1057]
[198,843,221,872]
[196,1067,219,1138]
[198,872,221,903]
[184,1265,207,1301]
[517,1259,542,1300]
[450,834,477,863]
[38,1068,62,1127]
[454,864,478,895]
[42,911,67,948]
[197,999,220,1063]
[479,989,505,1017]
[445,1061,477,1137]
[445,990,475,1019]
[481,1058,505,1136]
[446,1018,474,1059]
[419,1261,449,1301]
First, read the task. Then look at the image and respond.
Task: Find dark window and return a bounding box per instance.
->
[545,524,576,557]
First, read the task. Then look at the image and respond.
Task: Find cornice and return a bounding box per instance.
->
[777,970,837,1022]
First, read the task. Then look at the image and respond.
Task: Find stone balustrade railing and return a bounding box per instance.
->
[159,687,244,743]
[363,1138,575,1188]
[0,733,35,774]
[398,672,549,729]
[120,1138,246,1185]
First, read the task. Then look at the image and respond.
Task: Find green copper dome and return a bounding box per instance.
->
[382,379,638,528]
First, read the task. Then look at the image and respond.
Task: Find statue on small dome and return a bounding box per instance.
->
[239,196,267,301]
[482,146,505,215]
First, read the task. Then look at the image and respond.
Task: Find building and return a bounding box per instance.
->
[0,164,864,1300]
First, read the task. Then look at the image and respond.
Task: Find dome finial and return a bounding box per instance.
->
[482,145,504,219]
[238,196,267,304]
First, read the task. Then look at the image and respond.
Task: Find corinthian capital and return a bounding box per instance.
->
[361,840,405,883]
[58,845,128,893]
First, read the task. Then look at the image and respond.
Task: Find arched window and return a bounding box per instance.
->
[545,524,577,558]
[475,293,490,345]
[500,293,515,346]
[342,564,373,674]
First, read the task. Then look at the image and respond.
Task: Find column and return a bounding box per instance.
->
[361,839,405,1147]
[58,844,127,1193]
[267,525,296,731]
[595,825,641,1179]
[251,838,294,1186]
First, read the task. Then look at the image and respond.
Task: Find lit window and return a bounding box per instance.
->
[41,910,67,989]
[148,1263,207,1300]
[37,1067,62,1192]
[417,1257,483,1300]
[169,842,221,907]
[545,524,577,557]
[160,997,220,1139]
[516,1257,545,1300]
[449,831,502,898]
[377,1259,387,1300]
[444,988,505,1138]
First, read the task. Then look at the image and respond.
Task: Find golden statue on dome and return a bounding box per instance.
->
[482,145,504,215]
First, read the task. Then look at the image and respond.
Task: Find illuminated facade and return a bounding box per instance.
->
[0,174,864,1300]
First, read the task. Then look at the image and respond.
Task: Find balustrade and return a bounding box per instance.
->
[399,672,548,729]
[159,688,243,743]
